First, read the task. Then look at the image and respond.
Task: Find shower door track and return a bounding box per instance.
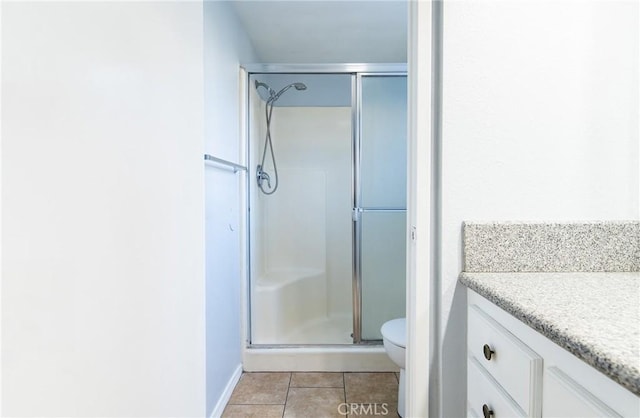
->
[243,63,407,74]
[244,64,407,347]
[247,342,381,349]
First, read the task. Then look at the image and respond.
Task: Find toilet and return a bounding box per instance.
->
[381,318,406,417]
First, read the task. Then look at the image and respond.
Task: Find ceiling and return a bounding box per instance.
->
[230,0,408,64]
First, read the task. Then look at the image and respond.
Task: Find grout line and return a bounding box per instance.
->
[343,372,347,405]
[282,372,292,418]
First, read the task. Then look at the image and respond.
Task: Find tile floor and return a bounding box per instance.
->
[222,372,401,418]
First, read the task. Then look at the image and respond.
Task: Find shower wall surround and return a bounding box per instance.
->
[250,104,353,345]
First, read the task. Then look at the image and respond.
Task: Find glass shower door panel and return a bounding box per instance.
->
[360,76,407,209]
[360,211,407,340]
[358,75,407,341]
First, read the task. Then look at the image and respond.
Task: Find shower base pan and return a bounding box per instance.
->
[242,345,397,372]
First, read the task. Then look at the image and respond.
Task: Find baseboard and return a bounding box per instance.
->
[210,364,243,418]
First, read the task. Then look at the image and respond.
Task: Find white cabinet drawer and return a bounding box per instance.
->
[468,357,526,418]
[468,304,542,416]
[543,367,622,417]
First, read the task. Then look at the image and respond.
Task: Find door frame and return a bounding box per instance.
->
[243,64,408,348]
[406,1,438,417]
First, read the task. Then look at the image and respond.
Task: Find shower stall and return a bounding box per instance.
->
[246,66,407,351]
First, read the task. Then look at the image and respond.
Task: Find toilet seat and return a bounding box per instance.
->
[381,318,406,348]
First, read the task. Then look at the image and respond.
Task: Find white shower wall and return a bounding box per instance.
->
[269,107,353,317]
[250,102,353,344]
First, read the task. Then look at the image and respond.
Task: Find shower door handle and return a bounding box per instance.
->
[353,208,406,222]
[352,208,362,222]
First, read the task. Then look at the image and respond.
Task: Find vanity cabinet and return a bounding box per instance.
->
[467,302,542,417]
[467,290,640,418]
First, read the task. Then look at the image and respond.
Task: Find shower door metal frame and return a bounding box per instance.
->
[352,72,408,344]
[243,64,407,348]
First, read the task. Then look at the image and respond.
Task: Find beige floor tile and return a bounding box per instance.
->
[344,372,398,404]
[290,372,344,388]
[284,387,346,418]
[222,404,285,417]
[228,372,291,405]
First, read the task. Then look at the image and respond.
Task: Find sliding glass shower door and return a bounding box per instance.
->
[247,68,407,346]
[354,75,407,342]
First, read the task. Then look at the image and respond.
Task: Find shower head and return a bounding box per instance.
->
[255,79,307,103]
[270,82,308,102]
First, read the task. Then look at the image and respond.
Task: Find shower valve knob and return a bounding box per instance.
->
[256,166,272,188]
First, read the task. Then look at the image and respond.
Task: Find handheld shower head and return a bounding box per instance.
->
[255,79,307,195]
[255,79,307,103]
[271,82,308,102]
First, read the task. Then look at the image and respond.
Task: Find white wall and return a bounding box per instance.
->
[441,1,639,416]
[2,2,206,416]
[203,1,257,416]
[0,1,4,413]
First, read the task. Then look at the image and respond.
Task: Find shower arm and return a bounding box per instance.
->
[255,80,276,99]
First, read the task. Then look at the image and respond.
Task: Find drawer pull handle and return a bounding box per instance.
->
[482,404,494,418]
[483,344,495,360]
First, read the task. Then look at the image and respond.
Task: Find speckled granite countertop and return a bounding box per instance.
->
[459,272,640,396]
[463,221,640,272]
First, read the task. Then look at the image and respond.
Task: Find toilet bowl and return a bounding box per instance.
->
[381,318,406,418]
